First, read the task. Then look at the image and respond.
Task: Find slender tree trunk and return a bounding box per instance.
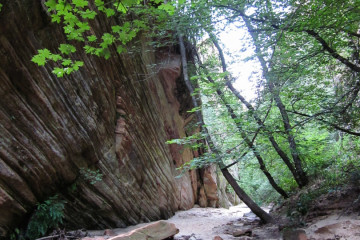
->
[206,31,306,187]
[219,87,289,198]
[178,32,275,223]
[221,168,275,223]
[197,62,288,198]
[268,83,308,187]
[240,18,309,187]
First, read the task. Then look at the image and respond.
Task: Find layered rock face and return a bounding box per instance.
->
[0,1,224,237]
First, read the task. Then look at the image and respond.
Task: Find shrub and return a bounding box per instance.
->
[25,195,66,240]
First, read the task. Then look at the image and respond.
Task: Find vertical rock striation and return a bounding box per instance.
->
[0,0,225,237]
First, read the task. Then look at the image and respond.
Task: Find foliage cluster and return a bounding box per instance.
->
[163,0,360,206]
[25,195,66,240]
[79,167,103,184]
[31,0,175,76]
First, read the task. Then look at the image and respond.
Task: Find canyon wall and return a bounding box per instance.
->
[0,1,225,237]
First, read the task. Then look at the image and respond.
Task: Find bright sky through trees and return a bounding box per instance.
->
[219,23,261,101]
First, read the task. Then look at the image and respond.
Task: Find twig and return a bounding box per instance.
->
[36,235,61,240]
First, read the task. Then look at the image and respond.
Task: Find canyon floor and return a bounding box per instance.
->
[83,201,360,240]
[167,204,260,240]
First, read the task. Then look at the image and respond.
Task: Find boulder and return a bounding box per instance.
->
[104,229,116,236]
[233,228,252,237]
[108,221,179,240]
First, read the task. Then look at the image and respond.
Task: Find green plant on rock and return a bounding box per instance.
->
[25,195,66,240]
[79,167,103,184]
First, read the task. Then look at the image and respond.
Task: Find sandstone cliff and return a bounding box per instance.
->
[0,1,224,237]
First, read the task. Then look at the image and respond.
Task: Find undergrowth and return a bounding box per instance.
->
[25,195,66,240]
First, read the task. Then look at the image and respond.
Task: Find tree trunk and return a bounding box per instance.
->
[192,38,288,198]
[209,77,289,198]
[206,31,306,188]
[221,168,275,223]
[178,32,275,223]
[269,87,308,187]
[240,18,309,187]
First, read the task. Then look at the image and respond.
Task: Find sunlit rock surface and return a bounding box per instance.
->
[0,0,226,238]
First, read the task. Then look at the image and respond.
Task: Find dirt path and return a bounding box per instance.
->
[166,204,252,240]
[83,203,360,240]
[84,204,259,240]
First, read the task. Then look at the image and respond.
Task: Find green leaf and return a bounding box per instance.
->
[87,35,97,42]
[58,44,76,55]
[31,55,46,66]
[116,45,126,54]
[64,67,73,74]
[73,61,84,70]
[76,21,90,31]
[101,33,114,45]
[63,12,78,25]
[133,20,147,29]
[38,49,52,58]
[48,54,62,62]
[55,2,65,12]
[67,30,85,41]
[94,0,105,8]
[122,0,141,6]
[44,0,57,11]
[51,14,61,23]
[158,3,175,15]
[112,25,121,33]
[72,0,88,8]
[95,48,102,57]
[62,59,72,66]
[114,3,127,13]
[128,30,136,40]
[80,9,97,19]
[31,48,56,66]
[84,45,97,54]
[63,25,75,34]
[122,22,131,31]
[52,67,65,77]
[104,8,115,17]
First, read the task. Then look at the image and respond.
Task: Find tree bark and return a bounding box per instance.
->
[221,167,275,223]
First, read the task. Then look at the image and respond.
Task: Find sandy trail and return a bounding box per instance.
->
[85,203,360,240]
[85,204,253,239]
[166,204,252,240]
